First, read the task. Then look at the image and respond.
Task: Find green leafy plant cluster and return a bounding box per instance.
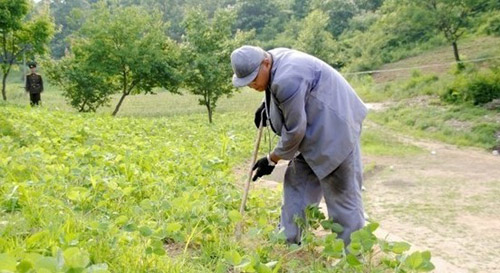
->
[442,67,500,105]
[0,105,273,272]
[1,105,436,272]
[283,204,434,273]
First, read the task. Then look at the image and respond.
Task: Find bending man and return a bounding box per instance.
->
[230,46,367,246]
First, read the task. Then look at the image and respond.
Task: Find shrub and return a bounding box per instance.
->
[441,68,500,105]
[478,11,500,36]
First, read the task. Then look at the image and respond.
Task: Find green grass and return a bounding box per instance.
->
[372,36,500,83]
[370,99,500,149]
[3,68,264,119]
[361,120,423,156]
[2,82,263,119]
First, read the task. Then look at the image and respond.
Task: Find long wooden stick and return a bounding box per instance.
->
[236,123,264,238]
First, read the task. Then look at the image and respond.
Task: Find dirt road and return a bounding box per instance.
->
[246,126,500,272]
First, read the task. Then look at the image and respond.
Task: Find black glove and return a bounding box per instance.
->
[254,102,267,128]
[252,155,275,181]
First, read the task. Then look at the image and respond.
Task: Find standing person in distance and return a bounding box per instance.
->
[26,61,44,106]
[230,45,367,246]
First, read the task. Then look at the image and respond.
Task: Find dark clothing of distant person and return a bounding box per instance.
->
[26,72,44,106]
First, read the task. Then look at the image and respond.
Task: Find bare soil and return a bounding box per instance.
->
[362,133,500,273]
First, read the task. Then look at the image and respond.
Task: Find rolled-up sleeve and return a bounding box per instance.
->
[272,78,308,160]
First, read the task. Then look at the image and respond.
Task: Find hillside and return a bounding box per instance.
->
[371,36,500,83]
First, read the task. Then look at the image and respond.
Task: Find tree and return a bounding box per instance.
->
[292,0,311,19]
[310,0,359,37]
[182,8,251,123]
[354,0,385,12]
[235,0,279,35]
[48,0,91,59]
[0,0,54,100]
[295,10,341,68]
[44,51,115,112]
[409,0,489,62]
[56,4,182,115]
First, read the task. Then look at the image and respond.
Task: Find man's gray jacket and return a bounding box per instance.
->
[266,48,367,180]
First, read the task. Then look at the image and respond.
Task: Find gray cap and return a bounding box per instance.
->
[231,45,266,87]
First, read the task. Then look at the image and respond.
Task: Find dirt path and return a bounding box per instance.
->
[240,124,500,272]
[361,127,500,273]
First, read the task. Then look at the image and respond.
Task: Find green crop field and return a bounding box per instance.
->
[1,104,433,272]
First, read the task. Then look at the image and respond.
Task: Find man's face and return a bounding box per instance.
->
[248,58,270,92]
[30,67,36,73]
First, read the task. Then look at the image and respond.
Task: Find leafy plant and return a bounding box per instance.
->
[442,67,500,105]
[181,7,252,123]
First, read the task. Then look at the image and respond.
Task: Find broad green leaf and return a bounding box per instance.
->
[228,210,242,223]
[224,250,242,266]
[114,216,128,226]
[153,247,166,256]
[366,222,379,232]
[139,226,153,237]
[35,257,58,272]
[323,239,344,258]
[346,254,362,266]
[63,248,90,269]
[0,253,17,272]
[405,252,424,269]
[392,242,411,254]
[166,222,182,233]
[123,223,137,232]
[17,260,34,273]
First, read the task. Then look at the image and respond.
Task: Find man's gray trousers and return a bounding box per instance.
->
[280,141,364,246]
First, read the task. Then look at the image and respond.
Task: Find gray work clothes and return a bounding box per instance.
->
[264,48,367,245]
[280,142,364,246]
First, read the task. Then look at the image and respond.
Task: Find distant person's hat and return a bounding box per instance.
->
[231,45,266,87]
[28,61,37,68]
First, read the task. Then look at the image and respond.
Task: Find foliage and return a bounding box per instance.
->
[310,0,359,37]
[0,0,54,100]
[370,99,500,149]
[349,70,443,103]
[44,56,115,112]
[289,204,435,272]
[0,104,441,272]
[402,0,490,62]
[0,105,263,272]
[181,7,252,123]
[295,10,342,68]
[342,0,443,71]
[47,0,91,59]
[234,0,280,36]
[50,4,182,115]
[477,11,500,36]
[442,67,500,105]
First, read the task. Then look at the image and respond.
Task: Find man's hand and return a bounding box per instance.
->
[254,102,267,128]
[252,155,275,181]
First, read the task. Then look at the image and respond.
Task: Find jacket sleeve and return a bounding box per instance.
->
[272,77,308,160]
[40,76,44,92]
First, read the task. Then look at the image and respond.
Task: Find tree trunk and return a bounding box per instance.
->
[2,72,8,101]
[452,41,460,62]
[206,103,212,123]
[79,100,87,112]
[112,92,128,116]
